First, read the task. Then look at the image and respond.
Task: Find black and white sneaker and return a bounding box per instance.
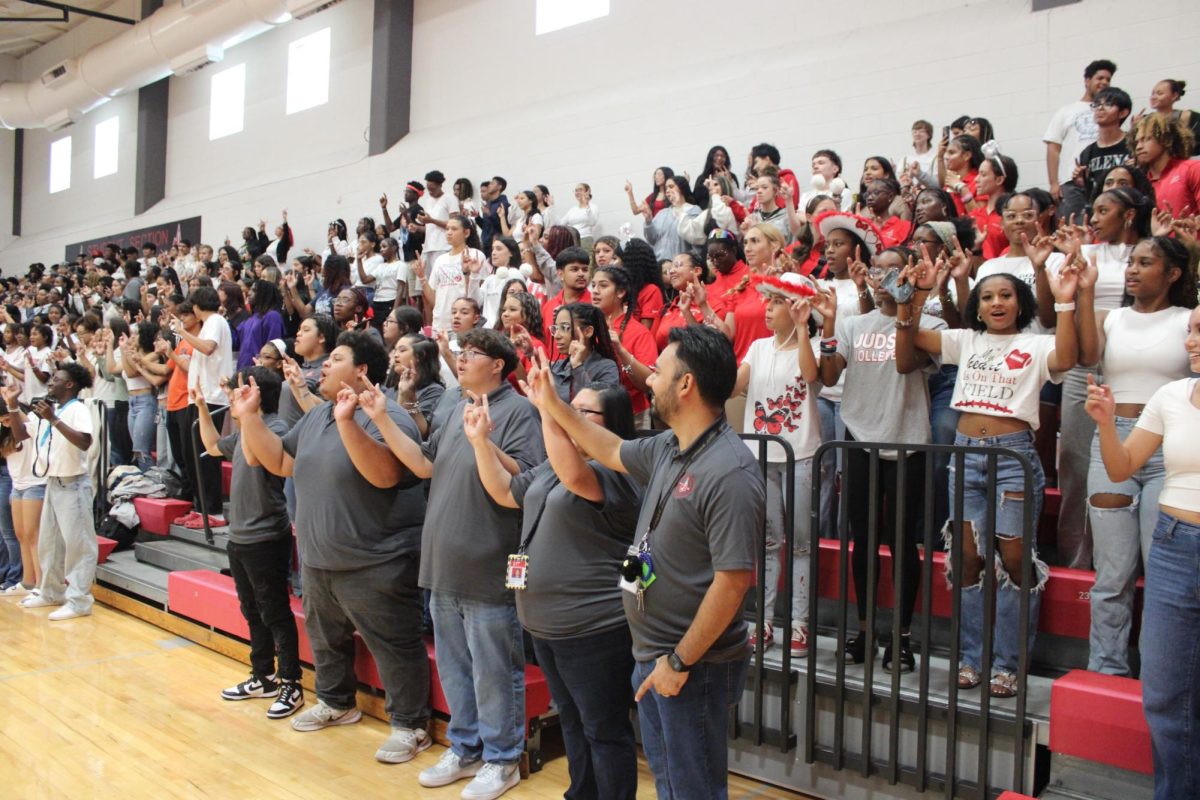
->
[221,675,279,701]
[267,681,305,719]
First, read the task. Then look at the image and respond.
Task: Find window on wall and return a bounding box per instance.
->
[536,0,609,34]
[49,136,71,194]
[94,117,119,179]
[286,27,331,115]
[209,63,246,141]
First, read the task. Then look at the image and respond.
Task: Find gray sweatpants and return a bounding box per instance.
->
[37,475,98,614]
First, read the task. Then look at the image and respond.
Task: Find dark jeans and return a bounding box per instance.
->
[302,554,429,728]
[844,434,924,631]
[181,404,225,516]
[633,656,748,800]
[532,627,637,800]
[227,536,301,681]
[167,408,195,502]
[108,401,132,468]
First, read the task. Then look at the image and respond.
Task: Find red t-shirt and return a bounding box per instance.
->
[610,312,658,413]
[713,283,770,364]
[636,284,665,327]
[708,260,750,299]
[878,217,914,249]
[950,170,980,216]
[644,194,667,217]
[969,206,1007,260]
[1150,158,1200,216]
[653,299,705,352]
[540,289,592,360]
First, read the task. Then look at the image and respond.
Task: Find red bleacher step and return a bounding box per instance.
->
[96,536,118,564]
[1050,669,1152,775]
[133,497,193,536]
[166,570,551,731]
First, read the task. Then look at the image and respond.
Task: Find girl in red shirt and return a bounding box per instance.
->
[965,154,1018,259]
[590,265,660,427]
[615,237,666,330]
[943,135,984,216]
[653,253,709,351]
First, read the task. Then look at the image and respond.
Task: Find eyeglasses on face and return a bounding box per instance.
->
[457,349,494,362]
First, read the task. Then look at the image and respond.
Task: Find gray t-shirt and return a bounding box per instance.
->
[217,414,291,545]
[510,460,643,639]
[418,381,544,604]
[835,310,944,456]
[278,354,326,430]
[618,418,765,663]
[281,398,426,569]
[550,352,620,401]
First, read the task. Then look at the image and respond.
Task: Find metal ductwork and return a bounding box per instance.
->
[0,0,340,130]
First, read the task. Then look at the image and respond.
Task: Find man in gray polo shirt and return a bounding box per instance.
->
[527,325,764,800]
[370,328,543,800]
[232,331,431,765]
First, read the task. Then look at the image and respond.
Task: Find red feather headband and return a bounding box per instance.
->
[751,273,818,301]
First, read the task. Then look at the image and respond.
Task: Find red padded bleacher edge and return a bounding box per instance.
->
[1049,669,1152,775]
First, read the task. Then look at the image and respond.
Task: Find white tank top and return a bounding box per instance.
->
[1102,306,1194,404]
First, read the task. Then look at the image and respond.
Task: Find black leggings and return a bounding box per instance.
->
[844,432,924,631]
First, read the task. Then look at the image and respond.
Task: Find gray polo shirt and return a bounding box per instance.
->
[418,381,544,604]
[281,398,426,570]
[217,414,291,545]
[278,354,327,430]
[618,418,765,663]
[510,460,643,639]
[550,352,620,401]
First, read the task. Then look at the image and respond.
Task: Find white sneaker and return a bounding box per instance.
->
[418,748,481,788]
[2,583,32,596]
[290,700,361,732]
[20,593,63,609]
[48,606,91,621]
[460,762,520,800]
[375,726,432,763]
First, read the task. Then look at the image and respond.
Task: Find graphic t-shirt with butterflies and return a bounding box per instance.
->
[940,329,1063,429]
[741,336,822,462]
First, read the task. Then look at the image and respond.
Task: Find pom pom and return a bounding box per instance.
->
[495,266,510,280]
[810,174,828,192]
[519,263,533,278]
[830,178,846,196]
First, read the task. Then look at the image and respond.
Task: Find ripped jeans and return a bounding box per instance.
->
[948,431,1047,675]
[1087,416,1165,676]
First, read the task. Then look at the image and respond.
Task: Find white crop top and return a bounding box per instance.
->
[1136,379,1200,513]
[1102,306,1194,404]
[940,329,1064,429]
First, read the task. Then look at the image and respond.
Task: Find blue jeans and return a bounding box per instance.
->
[430,592,525,764]
[1087,416,1165,675]
[927,366,960,541]
[0,464,20,588]
[949,431,1047,675]
[817,397,844,539]
[633,656,749,800]
[1141,512,1200,800]
[532,627,637,800]
[127,393,157,471]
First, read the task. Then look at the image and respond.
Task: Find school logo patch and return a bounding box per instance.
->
[674,474,695,498]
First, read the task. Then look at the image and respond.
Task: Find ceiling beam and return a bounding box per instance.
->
[10,1,135,26]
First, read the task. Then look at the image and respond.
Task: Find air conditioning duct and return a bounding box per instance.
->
[287,0,345,21]
[44,109,80,132]
[0,0,297,130]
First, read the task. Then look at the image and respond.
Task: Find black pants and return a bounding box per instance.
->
[302,553,429,728]
[371,300,394,331]
[227,536,301,681]
[844,433,924,631]
[166,408,194,502]
[181,404,225,517]
[108,401,132,467]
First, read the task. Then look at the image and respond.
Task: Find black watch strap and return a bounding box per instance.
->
[667,651,691,673]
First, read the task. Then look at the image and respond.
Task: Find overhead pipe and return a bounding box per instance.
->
[0,0,336,130]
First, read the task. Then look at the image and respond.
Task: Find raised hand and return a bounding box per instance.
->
[462,393,494,445]
[154,338,171,357]
[811,286,838,322]
[1084,374,1115,426]
[379,192,388,209]
[509,324,533,358]
[848,246,869,288]
[333,382,359,422]
[229,378,261,419]
[1077,253,1100,293]
[1,382,21,409]
[1021,228,1056,271]
[518,349,559,410]
[356,379,388,421]
[945,236,971,279]
[1047,255,1081,303]
[396,366,417,402]
[789,297,813,327]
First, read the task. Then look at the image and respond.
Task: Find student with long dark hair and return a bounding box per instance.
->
[625,166,675,219]
[389,333,445,439]
[237,280,286,370]
[590,265,658,427]
[549,303,620,402]
[693,144,738,208]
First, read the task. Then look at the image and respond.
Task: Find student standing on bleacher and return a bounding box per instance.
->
[1088,304,1200,800]
[194,368,303,719]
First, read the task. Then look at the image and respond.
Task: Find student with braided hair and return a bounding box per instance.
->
[590,265,658,428]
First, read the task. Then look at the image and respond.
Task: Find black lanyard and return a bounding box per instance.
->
[636,421,723,553]
[517,473,560,555]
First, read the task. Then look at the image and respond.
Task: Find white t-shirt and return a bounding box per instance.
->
[1102,306,1194,404]
[941,329,1064,429]
[480,269,523,329]
[1080,243,1132,311]
[559,203,600,239]
[975,254,1065,335]
[113,349,151,392]
[22,346,52,405]
[741,336,822,462]
[355,253,384,289]
[420,192,459,253]
[370,259,401,304]
[6,419,43,490]
[429,249,490,333]
[1135,378,1200,512]
[321,238,351,262]
[45,399,93,478]
[897,148,937,180]
[1043,100,1100,186]
[816,277,863,402]
[187,313,233,405]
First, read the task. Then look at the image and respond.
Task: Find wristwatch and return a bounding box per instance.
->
[666,651,691,673]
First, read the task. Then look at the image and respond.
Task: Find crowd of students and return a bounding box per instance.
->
[1,58,1199,800]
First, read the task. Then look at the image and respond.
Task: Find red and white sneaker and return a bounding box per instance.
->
[750,622,774,648]
[790,625,809,657]
[173,511,201,526]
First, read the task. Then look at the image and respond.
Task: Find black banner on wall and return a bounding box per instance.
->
[64,216,202,261]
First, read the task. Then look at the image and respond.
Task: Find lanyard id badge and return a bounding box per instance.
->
[505,554,529,590]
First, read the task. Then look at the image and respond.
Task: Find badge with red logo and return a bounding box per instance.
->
[1004,349,1032,370]
[674,474,695,498]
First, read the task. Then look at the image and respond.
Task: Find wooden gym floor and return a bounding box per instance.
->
[0,592,812,799]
